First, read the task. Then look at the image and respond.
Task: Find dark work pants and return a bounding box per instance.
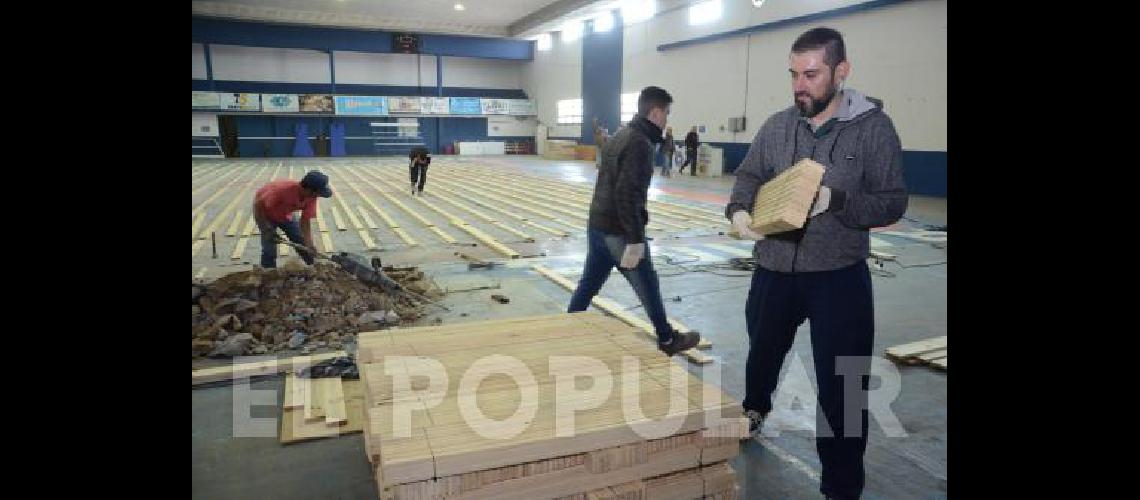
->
[743,260,875,499]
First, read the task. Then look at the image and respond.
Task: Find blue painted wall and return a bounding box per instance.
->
[192,17,533,60]
[580,13,623,144]
[191,80,527,99]
[899,150,947,197]
[233,115,533,157]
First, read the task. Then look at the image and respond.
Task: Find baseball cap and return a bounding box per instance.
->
[300,170,333,198]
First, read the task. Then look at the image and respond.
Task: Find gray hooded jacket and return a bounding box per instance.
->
[725,89,908,272]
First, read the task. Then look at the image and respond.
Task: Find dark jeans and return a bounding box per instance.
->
[567,229,675,343]
[410,162,427,192]
[743,261,874,499]
[681,147,697,174]
[256,214,314,268]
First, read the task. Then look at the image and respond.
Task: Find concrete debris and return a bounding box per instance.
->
[288,331,306,349]
[209,332,254,358]
[192,263,442,357]
[192,339,215,357]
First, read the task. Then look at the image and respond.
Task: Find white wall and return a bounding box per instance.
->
[192,44,207,80]
[333,51,437,86]
[442,56,523,89]
[624,23,748,144]
[652,0,868,46]
[521,33,582,137]
[209,45,331,83]
[624,0,947,151]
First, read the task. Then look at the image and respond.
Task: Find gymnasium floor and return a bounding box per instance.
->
[191,155,947,500]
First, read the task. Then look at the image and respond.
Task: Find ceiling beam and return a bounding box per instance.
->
[509,0,605,37]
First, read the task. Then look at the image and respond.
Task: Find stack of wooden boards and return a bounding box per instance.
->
[280,374,367,444]
[544,140,580,160]
[358,311,747,499]
[575,145,598,161]
[886,336,947,371]
[750,158,826,235]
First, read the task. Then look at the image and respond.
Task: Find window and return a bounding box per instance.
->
[593,11,614,32]
[689,0,722,25]
[557,98,583,124]
[561,21,583,43]
[621,0,656,25]
[536,33,552,51]
[620,92,638,123]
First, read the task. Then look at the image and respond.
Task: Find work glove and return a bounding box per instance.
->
[619,243,646,269]
[731,211,764,241]
[809,186,832,218]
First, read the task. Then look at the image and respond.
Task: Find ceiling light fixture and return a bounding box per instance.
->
[454,3,466,11]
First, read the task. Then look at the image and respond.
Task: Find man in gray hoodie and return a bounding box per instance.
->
[725,27,908,500]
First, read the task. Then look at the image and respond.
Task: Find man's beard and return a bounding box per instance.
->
[795,84,839,118]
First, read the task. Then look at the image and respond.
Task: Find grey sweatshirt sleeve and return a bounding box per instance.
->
[615,138,652,244]
[831,116,909,228]
[725,127,774,220]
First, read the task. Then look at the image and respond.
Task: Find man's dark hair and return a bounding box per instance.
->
[637,86,673,117]
[791,27,846,70]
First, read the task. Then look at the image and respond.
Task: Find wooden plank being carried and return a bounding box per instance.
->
[750,158,825,235]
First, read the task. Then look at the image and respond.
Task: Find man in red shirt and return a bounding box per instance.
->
[251,170,333,268]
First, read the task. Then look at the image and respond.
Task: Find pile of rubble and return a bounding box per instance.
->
[192,261,443,358]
